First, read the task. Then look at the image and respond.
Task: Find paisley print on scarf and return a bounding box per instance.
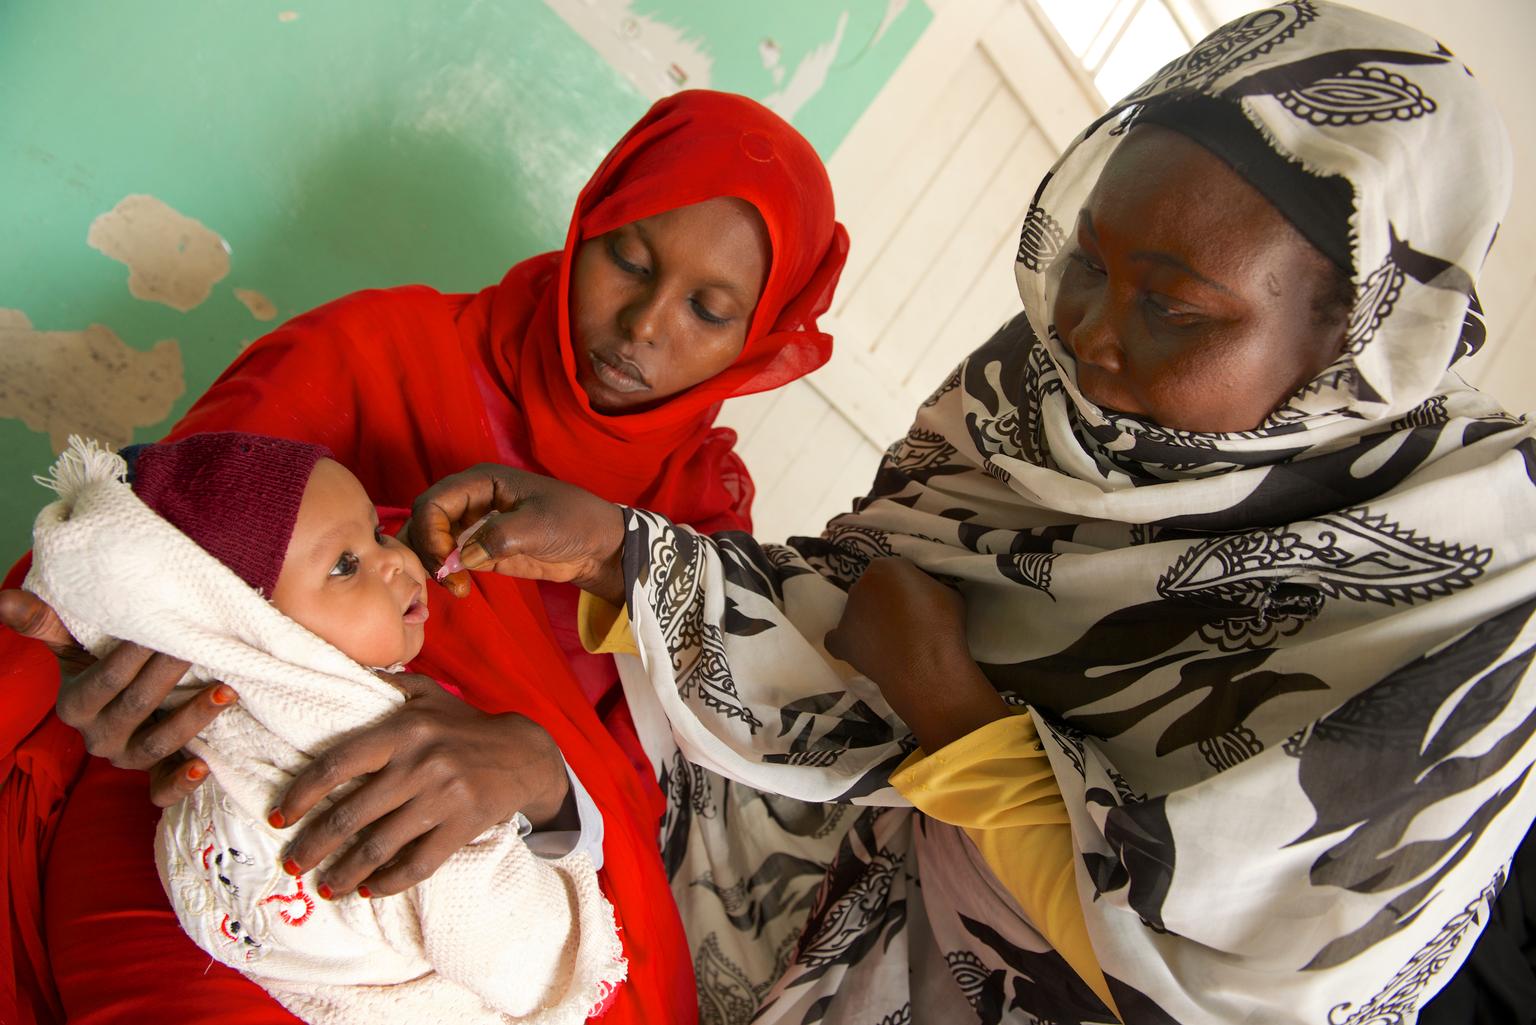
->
[1126,0,1318,101]
[1278,64,1436,125]
[1327,869,1507,1025]
[1158,506,1490,617]
[1016,204,1067,273]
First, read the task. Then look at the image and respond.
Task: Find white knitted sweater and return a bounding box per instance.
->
[26,438,626,1025]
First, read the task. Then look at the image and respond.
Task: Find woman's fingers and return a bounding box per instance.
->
[407,468,499,576]
[48,633,227,798]
[57,641,160,724]
[406,465,626,599]
[275,673,438,838]
[132,684,236,784]
[148,753,212,807]
[457,509,539,570]
[0,587,76,648]
[359,824,471,898]
[396,517,473,597]
[95,653,203,767]
[0,588,92,670]
[316,797,455,898]
[58,644,206,766]
[274,734,399,872]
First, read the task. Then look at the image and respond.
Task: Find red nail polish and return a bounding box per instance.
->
[185,762,209,782]
[210,685,237,706]
[282,859,301,876]
[267,810,286,829]
[317,883,334,901]
[357,885,372,899]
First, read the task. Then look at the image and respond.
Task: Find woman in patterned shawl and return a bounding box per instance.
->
[408,3,1536,1022]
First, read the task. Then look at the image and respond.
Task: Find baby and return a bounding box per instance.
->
[26,432,624,1025]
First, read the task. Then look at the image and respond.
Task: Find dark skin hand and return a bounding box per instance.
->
[0,587,575,899]
[408,463,627,606]
[272,670,574,898]
[0,587,227,803]
[824,558,1008,753]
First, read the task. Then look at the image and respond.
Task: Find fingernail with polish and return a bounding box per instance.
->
[210,685,237,706]
[185,761,208,782]
[357,885,372,899]
[282,858,301,876]
[317,883,334,901]
[268,810,286,829]
[459,540,490,572]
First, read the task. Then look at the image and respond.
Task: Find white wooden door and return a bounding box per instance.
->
[719,0,1103,541]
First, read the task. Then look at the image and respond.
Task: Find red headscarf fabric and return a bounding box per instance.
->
[470,88,849,525]
[1,90,848,1024]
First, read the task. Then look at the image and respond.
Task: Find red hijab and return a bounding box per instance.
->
[465,88,849,527]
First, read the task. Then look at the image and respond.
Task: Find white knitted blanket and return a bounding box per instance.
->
[26,438,626,1025]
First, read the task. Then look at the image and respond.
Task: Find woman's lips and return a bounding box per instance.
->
[589,350,650,393]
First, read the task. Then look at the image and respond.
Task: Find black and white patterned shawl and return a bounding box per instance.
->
[615,4,1536,1023]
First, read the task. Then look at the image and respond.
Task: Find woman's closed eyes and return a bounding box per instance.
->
[1143,293,1208,327]
[689,298,731,326]
[607,235,649,277]
[1066,248,1104,276]
[606,234,735,326]
[1063,243,1212,332]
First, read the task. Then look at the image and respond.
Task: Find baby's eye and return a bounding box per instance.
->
[374,526,388,546]
[329,552,359,578]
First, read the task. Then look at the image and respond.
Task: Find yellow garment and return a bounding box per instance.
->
[577,591,635,655]
[893,713,1118,1019]
[576,592,1115,1017]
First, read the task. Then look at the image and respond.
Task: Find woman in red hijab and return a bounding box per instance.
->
[0,89,847,1025]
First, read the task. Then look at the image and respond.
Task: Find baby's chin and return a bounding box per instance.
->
[399,632,426,666]
[350,633,426,672]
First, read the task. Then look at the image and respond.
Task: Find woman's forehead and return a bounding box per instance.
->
[628,197,771,283]
[1087,128,1302,256]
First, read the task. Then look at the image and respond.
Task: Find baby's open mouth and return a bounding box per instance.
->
[402,592,430,625]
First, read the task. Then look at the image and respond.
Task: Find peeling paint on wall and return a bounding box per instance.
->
[543,0,713,97]
[763,12,848,122]
[872,0,908,47]
[87,195,231,312]
[0,309,185,452]
[538,0,931,156]
[234,288,278,322]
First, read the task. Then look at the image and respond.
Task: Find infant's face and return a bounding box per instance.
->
[270,459,429,667]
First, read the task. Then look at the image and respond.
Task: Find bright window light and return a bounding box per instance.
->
[1035,0,1119,57]
[1092,0,1190,102]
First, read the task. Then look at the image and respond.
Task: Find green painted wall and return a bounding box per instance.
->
[0,0,929,565]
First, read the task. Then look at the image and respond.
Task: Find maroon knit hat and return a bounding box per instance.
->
[123,432,332,597]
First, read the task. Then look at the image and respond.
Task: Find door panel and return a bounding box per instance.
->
[720,1,1100,541]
